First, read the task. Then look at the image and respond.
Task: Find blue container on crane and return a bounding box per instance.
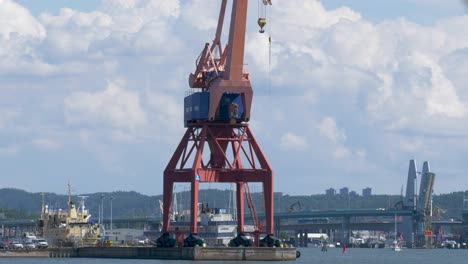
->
[184,92,245,127]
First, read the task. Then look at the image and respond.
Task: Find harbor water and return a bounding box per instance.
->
[1,247,468,264]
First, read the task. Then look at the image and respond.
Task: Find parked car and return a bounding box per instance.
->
[11,242,23,249]
[33,239,48,249]
[0,242,9,249]
[25,242,36,249]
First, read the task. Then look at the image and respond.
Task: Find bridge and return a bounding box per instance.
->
[1,161,466,246]
[1,209,466,247]
[271,209,413,218]
[271,209,413,245]
[0,208,447,242]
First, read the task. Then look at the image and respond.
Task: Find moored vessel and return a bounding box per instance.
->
[38,184,101,247]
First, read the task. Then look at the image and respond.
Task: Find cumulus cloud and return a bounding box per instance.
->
[333,147,350,159]
[180,0,218,31]
[1,0,468,194]
[280,132,308,151]
[32,139,62,150]
[38,9,113,59]
[0,110,19,128]
[64,81,147,132]
[318,117,346,144]
[145,90,181,124]
[0,0,45,40]
[263,1,468,139]
[400,139,423,153]
[0,145,20,156]
[318,117,352,159]
[0,0,53,75]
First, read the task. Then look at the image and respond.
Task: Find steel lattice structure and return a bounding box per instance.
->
[162,123,274,235]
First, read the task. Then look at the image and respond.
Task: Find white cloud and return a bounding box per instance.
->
[280,132,308,151]
[181,0,218,31]
[400,139,423,153]
[0,0,52,76]
[317,117,354,160]
[64,81,148,133]
[145,91,181,124]
[423,55,465,118]
[318,117,346,144]
[0,110,19,128]
[267,1,468,137]
[1,0,468,194]
[0,145,20,156]
[32,139,62,150]
[0,0,45,40]
[333,147,350,159]
[39,9,112,59]
[98,0,179,33]
[355,149,366,159]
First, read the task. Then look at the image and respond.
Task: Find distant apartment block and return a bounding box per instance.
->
[339,187,349,196]
[362,187,372,198]
[326,188,336,196]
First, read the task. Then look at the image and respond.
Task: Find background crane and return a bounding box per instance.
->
[288,201,302,212]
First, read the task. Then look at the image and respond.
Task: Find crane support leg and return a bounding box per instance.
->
[162,177,174,232]
[263,177,274,234]
[190,179,200,234]
[161,123,274,245]
[237,182,245,233]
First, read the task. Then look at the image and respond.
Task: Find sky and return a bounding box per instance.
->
[1,0,468,196]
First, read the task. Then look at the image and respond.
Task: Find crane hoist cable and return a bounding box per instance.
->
[268,6,272,96]
[257,0,271,33]
[258,0,272,95]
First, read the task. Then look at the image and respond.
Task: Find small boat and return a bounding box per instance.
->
[392,241,401,252]
[392,213,402,252]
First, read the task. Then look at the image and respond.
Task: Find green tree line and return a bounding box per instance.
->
[0,188,466,221]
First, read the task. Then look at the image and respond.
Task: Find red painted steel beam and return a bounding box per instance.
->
[263,175,274,234]
[190,179,199,234]
[237,182,245,233]
[162,175,174,232]
[162,122,274,238]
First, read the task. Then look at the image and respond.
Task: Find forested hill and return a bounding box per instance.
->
[0,188,466,221]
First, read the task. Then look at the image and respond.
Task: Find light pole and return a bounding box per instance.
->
[100,194,104,227]
[110,196,114,231]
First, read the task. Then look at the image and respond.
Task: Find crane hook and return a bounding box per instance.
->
[258,17,267,33]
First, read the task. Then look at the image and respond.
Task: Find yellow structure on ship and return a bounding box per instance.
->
[38,184,101,247]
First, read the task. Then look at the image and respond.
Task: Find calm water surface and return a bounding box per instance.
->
[1,248,467,264]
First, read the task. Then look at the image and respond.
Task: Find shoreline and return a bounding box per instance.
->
[0,249,49,258]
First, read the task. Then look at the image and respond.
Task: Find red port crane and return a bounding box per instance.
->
[161,0,274,246]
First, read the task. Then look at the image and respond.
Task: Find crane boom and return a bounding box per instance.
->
[225,0,248,81]
[212,0,228,55]
[185,0,272,126]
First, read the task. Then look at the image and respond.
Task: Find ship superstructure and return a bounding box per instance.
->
[38,184,101,247]
[146,204,254,246]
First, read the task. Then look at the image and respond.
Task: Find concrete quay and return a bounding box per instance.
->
[49,246,298,261]
[0,250,49,258]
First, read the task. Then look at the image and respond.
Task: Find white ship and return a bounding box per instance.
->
[38,184,101,247]
[145,204,254,246]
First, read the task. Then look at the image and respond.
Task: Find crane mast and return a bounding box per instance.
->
[225,0,248,81]
[186,0,254,126]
